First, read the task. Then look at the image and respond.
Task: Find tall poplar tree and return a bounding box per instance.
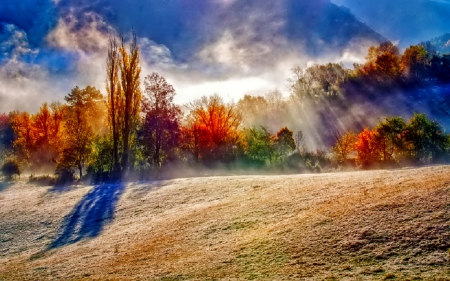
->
[119,32,141,173]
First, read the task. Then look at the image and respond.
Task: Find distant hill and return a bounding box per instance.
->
[57,0,387,60]
[421,33,450,54]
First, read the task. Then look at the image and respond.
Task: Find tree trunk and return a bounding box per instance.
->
[78,163,83,179]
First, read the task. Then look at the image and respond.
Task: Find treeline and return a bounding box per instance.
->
[332,114,450,168]
[1,38,450,182]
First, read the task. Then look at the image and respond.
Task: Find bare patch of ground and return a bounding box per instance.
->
[0,166,449,280]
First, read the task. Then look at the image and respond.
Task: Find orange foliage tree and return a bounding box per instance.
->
[182,94,241,163]
[10,103,66,170]
[354,128,382,168]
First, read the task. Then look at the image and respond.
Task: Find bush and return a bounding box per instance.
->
[55,166,76,186]
[29,174,56,186]
[1,160,21,180]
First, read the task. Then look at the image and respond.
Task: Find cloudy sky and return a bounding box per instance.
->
[0,0,449,112]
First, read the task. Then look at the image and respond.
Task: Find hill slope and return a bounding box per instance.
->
[1,166,449,280]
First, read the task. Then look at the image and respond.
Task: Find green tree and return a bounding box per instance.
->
[404,114,449,163]
[243,126,277,165]
[374,117,407,163]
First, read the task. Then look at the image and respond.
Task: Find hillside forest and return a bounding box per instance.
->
[1,36,450,183]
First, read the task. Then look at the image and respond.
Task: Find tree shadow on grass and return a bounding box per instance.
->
[48,182,125,249]
[127,180,173,199]
[0,181,12,192]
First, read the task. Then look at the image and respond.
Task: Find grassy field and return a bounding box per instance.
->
[0,166,449,280]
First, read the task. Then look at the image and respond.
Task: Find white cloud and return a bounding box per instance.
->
[0,23,38,62]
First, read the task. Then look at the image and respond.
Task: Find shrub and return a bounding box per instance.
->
[1,159,21,180]
[29,174,56,186]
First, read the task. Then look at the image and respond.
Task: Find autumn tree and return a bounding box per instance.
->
[141,73,181,168]
[330,131,357,164]
[236,95,269,128]
[359,41,402,81]
[374,117,406,163]
[58,86,103,178]
[355,128,382,168]
[10,104,65,170]
[119,32,141,173]
[10,111,34,164]
[106,36,121,173]
[401,45,429,82]
[106,32,141,175]
[276,127,296,157]
[183,94,241,162]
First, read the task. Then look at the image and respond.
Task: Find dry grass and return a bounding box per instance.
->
[0,166,449,280]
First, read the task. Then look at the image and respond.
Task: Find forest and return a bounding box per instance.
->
[1,36,450,183]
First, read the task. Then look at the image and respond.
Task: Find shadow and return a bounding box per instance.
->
[47,183,76,193]
[128,180,172,199]
[48,182,125,249]
[0,181,12,192]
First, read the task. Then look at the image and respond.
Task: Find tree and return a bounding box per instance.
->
[58,86,103,178]
[355,128,382,168]
[141,73,181,168]
[404,113,449,163]
[10,111,35,164]
[276,127,296,156]
[330,131,357,164]
[184,94,241,162]
[359,41,402,81]
[236,95,269,128]
[106,36,121,174]
[119,32,142,173]
[0,113,14,162]
[401,45,429,82]
[374,117,406,163]
[243,126,277,165]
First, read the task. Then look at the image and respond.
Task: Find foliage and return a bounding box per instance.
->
[183,94,242,163]
[276,127,296,157]
[141,73,181,168]
[288,63,349,103]
[106,32,141,175]
[243,126,277,166]
[58,86,103,179]
[355,128,382,168]
[401,45,429,82]
[330,131,357,164]
[374,117,407,163]
[10,103,65,170]
[119,32,142,173]
[0,113,14,162]
[403,113,449,163]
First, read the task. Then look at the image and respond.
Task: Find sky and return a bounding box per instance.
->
[0,0,449,112]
